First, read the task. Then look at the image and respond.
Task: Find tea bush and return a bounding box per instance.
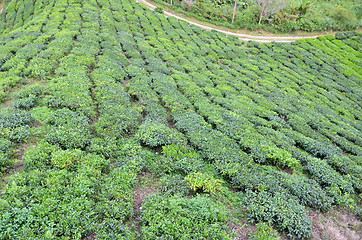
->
[159,174,190,196]
[141,194,234,239]
[0,0,360,238]
[137,122,187,147]
[185,172,223,194]
[240,190,312,239]
[249,222,280,240]
[152,144,204,174]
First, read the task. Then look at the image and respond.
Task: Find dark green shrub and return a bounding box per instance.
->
[249,222,280,240]
[86,137,120,159]
[15,85,43,100]
[251,144,299,169]
[13,97,39,110]
[151,144,204,174]
[159,174,190,196]
[0,164,137,239]
[0,170,96,239]
[0,152,11,172]
[50,149,84,171]
[234,5,259,30]
[95,219,134,239]
[47,108,89,127]
[0,109,34,128]
[94,167,137,221]
[95,106,141,138]
[13,86,43,110]
[155,6,163,14]
[305,157,354,193]
[327,155,362,180]
[141,194,234,239]
[23,140,61,171]
[117,141,160,172]
[46,125,92,150]
[45,109,92,149]
[136,123,187,147]
[0,91,6,103]
[240,190,312,239]
[0,138,12,154]
[2,125,31,143]
[24,141,110,172]
[329,7,358,30]
[0,109,34,143]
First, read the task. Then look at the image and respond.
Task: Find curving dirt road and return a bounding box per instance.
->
[1,1,332,42]
[137,0,331,42]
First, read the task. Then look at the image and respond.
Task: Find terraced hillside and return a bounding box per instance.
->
[0,0,361,239]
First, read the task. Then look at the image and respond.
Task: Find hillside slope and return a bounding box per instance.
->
[0,0,361,239]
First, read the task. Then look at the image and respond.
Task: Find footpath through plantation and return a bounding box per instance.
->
[0,0,361,239]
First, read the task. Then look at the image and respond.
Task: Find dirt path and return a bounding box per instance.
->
[309,209,362,240]
[0,0,332,42]
[137,0,334,42]
[130,172,159,238]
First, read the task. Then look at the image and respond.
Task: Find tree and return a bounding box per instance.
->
[232,0,237,23]
[291,0,317,16]
[254,0,288,24]
[232,0,248,24]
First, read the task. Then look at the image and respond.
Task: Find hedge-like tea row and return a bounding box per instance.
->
[0,108,34,170]
[0,0,142,238]
[0,0,360,238]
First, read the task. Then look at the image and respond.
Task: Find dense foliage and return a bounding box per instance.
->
[0,0,361,239]
[141,194,234,239]
[153,0,361,32]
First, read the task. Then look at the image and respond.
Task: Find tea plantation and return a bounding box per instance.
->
[0,0,361,239]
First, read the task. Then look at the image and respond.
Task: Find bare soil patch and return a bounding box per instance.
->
[137,0,336,42]
[309,209,361,240]
[130,172,159,238]
[227,220,256,240]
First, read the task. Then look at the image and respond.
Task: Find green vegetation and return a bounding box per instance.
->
[153,0,361,32]
[141,194,234,239]
[0,0,361,239]
[249,222,280,240]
